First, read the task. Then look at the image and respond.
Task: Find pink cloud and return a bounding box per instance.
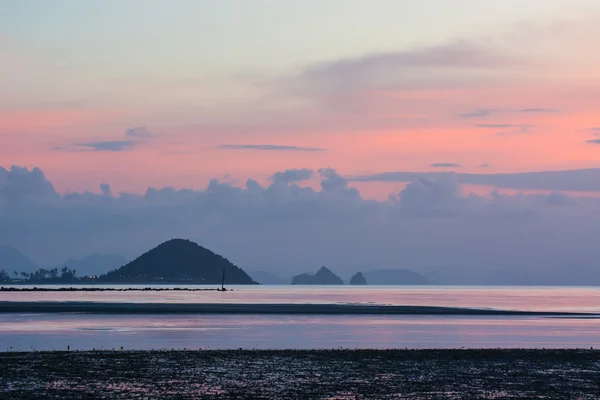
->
[2,15,600,197]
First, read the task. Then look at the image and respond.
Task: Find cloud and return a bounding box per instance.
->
[518,108,556,113]
[55,126,157,152]
[217,144,325,152]
[125,127,156,138]
[543,192,577,207]
[274,41,526,119]
[477,124,519,129]
[351,168,600,192]
[586,128,600,144]
[261,18,581,133]
[73,141,137,152]
[476,123,535,135]
[392,175,462,217]
[476,124,534,129]
[497,128,534,136]
[0,166,59,204]
[270,169,313,183]
[295,42,518,87]
[460,109,497,118]
[100,183,111,196]
[430,163,461,168]
[461,109,555,118]
[2,165,600,280]
[318,168,357,196]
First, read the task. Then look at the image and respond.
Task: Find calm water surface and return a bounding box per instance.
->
[1,286,599,351]
[1,313,599,351]
[2,285,600,312]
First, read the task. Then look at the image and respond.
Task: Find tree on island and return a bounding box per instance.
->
[60,266,77,280]
[8,267,79,284]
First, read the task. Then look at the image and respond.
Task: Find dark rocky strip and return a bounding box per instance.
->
[1,349,599,399]
[0,287,227,292]
[0,301,597,316]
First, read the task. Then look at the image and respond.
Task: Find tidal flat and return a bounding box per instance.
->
[1,349,599,399]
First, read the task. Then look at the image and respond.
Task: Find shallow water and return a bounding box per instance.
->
[2,286,600,351]
[1,313,600,351]
[2,285,600,312]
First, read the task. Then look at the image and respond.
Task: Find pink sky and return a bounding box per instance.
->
[2,4,600,199]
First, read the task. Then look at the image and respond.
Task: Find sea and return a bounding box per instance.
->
[1,285,599,351]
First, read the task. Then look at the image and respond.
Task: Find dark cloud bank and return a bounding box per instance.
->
[1,165,600,283]
[352,168,600,192]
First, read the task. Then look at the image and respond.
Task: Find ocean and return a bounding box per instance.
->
[1,285,599,351]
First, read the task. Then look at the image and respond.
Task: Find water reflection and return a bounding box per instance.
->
[1,313,599,351]
[2,285,600,312]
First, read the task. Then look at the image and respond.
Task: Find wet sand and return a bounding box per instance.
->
[1,301,598,316]
[1,349,599,399]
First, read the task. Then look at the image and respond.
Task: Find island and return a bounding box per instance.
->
[349,272,367,285]
[101,239,257,284]
[363,269,429,285]
[291,266,343,285]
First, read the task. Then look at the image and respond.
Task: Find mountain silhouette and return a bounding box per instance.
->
[291,266,343,285]
[102,239,257,284]
[61,254,128,277]
[0,245,38,273]
[250,270,288,285]
[349,271,367,285]
[363,269,429,285]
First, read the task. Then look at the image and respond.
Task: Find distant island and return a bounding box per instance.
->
[291,266,343,285]
[363,269,429,285]
[250,270,289,285]
[349,272,367,285]
[5,240,600,286]
[101,239,257,284]
[0,245,128,284]
[1,239,258,285]
[0,266,80,284]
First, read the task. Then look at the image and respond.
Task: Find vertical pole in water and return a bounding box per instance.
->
[221,269,225,291]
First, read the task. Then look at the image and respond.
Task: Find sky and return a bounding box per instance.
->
[2,1,600,276]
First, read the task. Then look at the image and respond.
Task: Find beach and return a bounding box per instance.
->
[1,349,599,399]
[2,287,600,398]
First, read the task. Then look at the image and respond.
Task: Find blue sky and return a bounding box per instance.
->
[4,1,598,85]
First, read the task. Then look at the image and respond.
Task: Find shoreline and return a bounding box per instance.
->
[1,300,597,316]
[3,348,598,354]
[2,349,599,399]
[0,286,229,292]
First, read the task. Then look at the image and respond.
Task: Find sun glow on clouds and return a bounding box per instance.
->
[3,164,600,271]
[1,4,600,196]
